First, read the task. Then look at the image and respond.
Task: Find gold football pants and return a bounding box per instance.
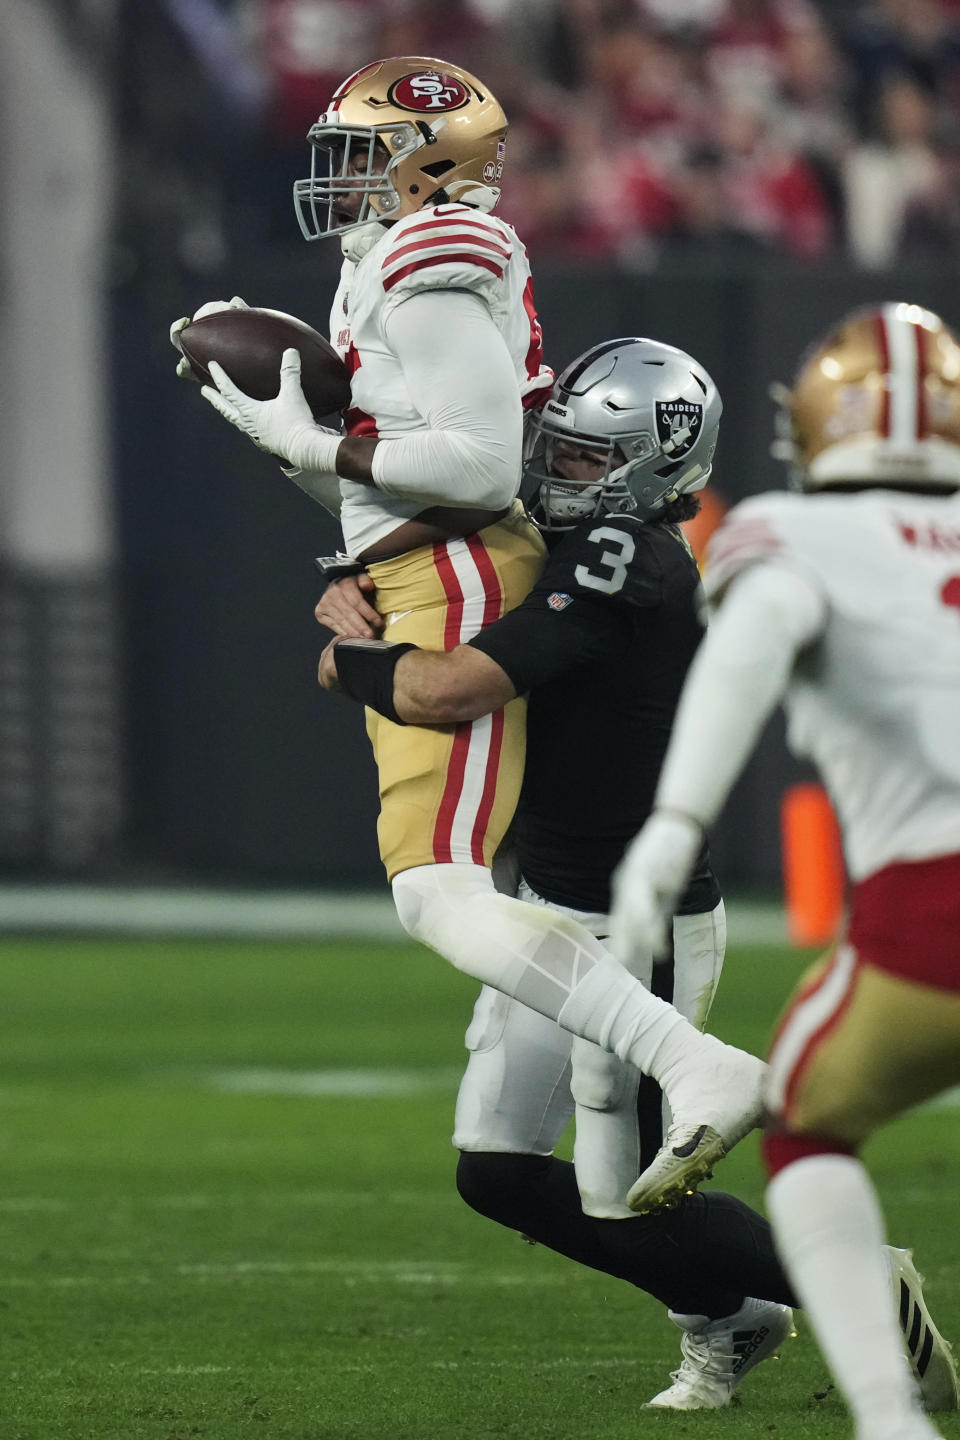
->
[363,502,546,880]
[767,946,960,1146]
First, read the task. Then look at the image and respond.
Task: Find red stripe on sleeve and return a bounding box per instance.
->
[383,253,505,293]
[392,214,506,243]
[384,231,512,268]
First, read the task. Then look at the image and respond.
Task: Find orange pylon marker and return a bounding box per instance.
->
[780,783,846,947]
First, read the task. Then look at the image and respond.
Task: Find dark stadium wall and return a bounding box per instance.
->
[112,258,960,889]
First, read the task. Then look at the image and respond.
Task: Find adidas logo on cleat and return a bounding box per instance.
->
[732,1324,771,1374]
[900,1279,936,1378]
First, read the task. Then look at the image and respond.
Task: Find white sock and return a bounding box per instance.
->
[556,960,714,1081]
[392,863,699,1076]
[767,1154,924,1438]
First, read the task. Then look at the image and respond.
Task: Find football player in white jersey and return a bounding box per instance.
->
[172,58,764,1196]
[610,302,960,1440]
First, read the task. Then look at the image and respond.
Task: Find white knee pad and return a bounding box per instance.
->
[569,1036,637,1113]
[570,1036,644,1220]
[672,901,726,1029]
[453,987,574,1154]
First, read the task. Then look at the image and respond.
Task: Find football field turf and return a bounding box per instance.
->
[2,930,959,1440]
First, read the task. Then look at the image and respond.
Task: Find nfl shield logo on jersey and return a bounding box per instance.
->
[656,400,702,457]
[547,592,573,611]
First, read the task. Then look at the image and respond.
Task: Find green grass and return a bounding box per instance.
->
[1,932,958,1439]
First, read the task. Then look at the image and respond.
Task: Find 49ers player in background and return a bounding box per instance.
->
[611,302,960,1440]
[172,58,764,1194]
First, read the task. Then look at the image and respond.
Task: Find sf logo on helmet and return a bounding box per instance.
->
[655,400,702,458]
[389,72,470,112]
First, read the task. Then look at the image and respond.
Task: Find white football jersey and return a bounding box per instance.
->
[328,205,552,554]
[704,488,960,879]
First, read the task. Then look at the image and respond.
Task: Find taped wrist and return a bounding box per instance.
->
[334,640,417,724]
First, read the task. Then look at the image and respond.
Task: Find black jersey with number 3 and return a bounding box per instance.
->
[469,514,721,915]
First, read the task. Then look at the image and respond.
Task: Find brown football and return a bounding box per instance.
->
[176,306,352,420]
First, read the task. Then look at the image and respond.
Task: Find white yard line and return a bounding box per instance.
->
[3,1259,574,1290]
[0,884,788,945]
[201,1065,463,1097]
[0,1189,459,1213]
[0,885,403,939]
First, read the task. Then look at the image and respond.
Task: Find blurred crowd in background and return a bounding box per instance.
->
[72,0,960,274]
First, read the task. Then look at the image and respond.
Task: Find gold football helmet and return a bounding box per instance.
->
[772,302,960,491]
[294,57,508,241]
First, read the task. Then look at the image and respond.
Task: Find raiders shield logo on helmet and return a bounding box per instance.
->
[656,400,702,458]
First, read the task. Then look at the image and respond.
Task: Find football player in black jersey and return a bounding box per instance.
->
[316,339,950,1412]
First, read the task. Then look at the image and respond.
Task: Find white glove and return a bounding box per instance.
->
[609,811,704,963]
[202,348,341,472]
[170,296,249,380]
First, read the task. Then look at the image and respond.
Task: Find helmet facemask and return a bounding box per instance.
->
[295,122,444,240]
[524,421,642,531]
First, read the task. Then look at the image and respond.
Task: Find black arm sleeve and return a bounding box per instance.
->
[468,595,634,693]
[334,640,416,723]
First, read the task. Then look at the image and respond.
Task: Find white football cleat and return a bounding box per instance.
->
[646,1297,795,1409]
[886,1246,959,1412]
[627,1045,766,1214]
